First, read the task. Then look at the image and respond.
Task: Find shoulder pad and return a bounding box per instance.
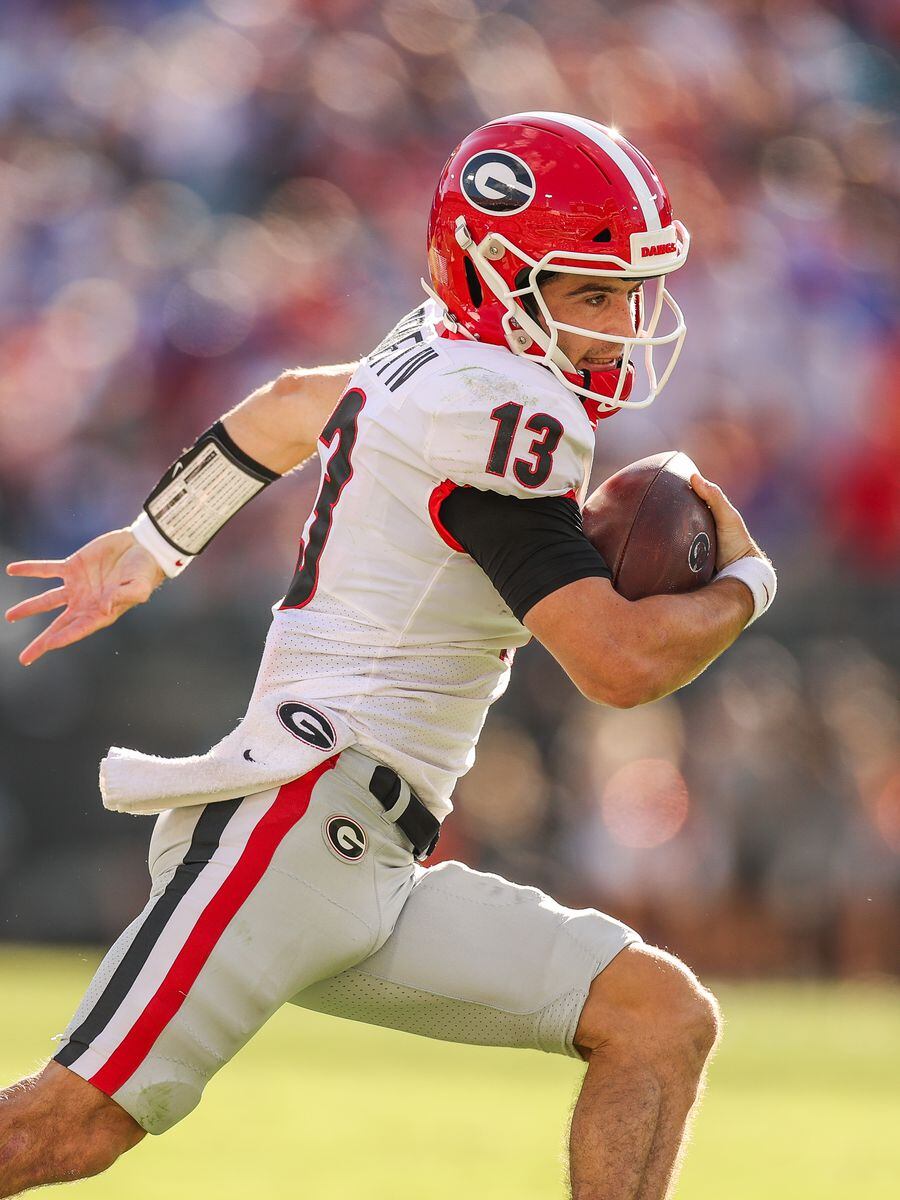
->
[423,362,594,500]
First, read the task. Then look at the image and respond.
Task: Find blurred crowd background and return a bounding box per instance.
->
[0,0,897,977]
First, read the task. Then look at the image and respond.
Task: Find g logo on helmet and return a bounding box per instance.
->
[461,151,536,215]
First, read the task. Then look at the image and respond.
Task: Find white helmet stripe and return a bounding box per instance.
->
[496,111,662,234]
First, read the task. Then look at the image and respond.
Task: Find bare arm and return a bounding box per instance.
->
[525,473,767,708]
[526,574,752,708]
[5,363,356,664]
[221,362,357,474]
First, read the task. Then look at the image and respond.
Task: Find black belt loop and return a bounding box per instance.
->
[369,765,440,861]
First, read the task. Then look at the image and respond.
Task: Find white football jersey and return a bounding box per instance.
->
[247,302,597,818]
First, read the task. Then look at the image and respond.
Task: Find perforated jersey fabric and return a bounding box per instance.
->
[98,304,596,820]
[246,303,596,819]
[250,595,515,820]
[55,906,157,1049]
[54,810,206,1044]
[292,859,641,1058]
[294,970,577,1054]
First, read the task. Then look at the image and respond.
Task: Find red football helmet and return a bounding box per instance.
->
[426,111,690,411]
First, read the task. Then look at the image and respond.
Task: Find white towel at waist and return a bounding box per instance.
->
[100,693,355,815]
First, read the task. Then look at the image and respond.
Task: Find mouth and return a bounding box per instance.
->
[580,355,622,371]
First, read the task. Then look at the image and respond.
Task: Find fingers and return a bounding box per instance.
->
[690,472,758,570]
[17,610,109,667]
[5,586,67,624]
[690,473,732,515]
[689,472,719,500]
[6,559,66,579]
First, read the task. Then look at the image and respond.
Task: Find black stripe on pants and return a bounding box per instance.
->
[55,798,242,1070]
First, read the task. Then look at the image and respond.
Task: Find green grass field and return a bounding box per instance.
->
[1,947,898,1198]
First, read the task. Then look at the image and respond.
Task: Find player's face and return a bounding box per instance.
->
[538,273,641,371]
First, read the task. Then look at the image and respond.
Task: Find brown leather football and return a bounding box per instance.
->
[582,451,717,600]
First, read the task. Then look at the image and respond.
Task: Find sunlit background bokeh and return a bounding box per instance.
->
[0,0,897,986]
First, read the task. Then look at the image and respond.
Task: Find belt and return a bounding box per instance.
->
[368,764,441,862]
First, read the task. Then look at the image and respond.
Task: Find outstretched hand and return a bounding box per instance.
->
[5,530,165,666]
[690,473,762,571]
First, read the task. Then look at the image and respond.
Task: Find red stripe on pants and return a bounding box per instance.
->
[90,757,337,1097]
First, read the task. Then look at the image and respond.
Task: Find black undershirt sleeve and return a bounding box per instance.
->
[439,487,612,623]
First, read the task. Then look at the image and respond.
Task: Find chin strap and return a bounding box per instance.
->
[453,218,686,411]
[574,392,622,428]
[457,222,641,408]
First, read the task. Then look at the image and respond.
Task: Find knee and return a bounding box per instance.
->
[0,1063,144,1185]
[575,944,722,1068]
[674,975,721,1063]
[53,1120,138,1182]
[640,948,721,1062]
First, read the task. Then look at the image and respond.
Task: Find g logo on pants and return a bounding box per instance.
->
[323,815,368,862]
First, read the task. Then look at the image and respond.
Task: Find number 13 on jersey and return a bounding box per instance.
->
[485,401,564,489]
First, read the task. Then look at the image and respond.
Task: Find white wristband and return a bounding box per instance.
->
[716,555,777,625]
[130,511,195,578]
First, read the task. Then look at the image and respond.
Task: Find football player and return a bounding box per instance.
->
[2,113,775,1200]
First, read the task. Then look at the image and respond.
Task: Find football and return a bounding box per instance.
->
[582,451,717,600]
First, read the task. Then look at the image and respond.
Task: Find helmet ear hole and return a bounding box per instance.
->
[593,227,612,242]
[463,256,483,307]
